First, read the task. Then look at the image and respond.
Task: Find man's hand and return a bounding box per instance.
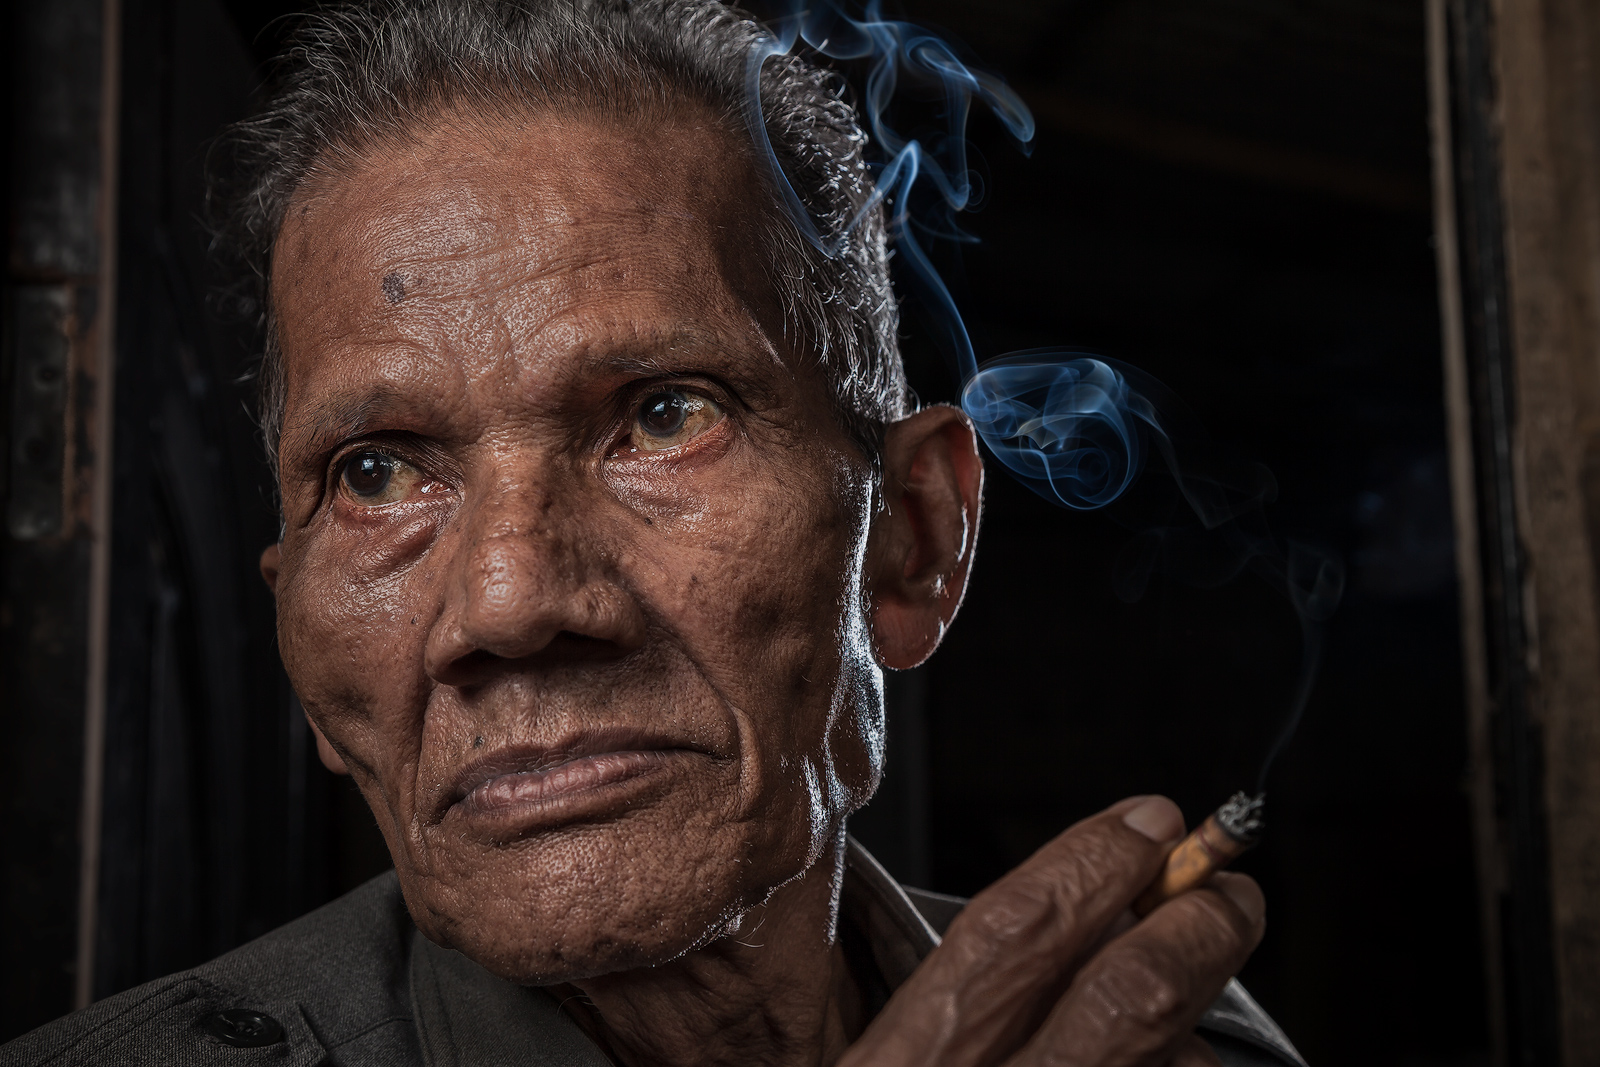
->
[841,796,1266,1067]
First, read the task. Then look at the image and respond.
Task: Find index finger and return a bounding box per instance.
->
[840,796,1187,1067]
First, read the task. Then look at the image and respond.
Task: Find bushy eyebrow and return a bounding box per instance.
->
[593,327,775,378]
[285,385,416,464]
[611,329,793,409]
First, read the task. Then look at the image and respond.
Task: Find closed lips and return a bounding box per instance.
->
[459,749,681,813]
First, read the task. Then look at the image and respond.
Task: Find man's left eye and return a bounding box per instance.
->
[338,451,424,505]
[629,389,723,452]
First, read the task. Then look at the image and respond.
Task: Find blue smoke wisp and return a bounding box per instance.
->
[745,2,1029,375]
[961,354,1160,510]
[747,4,1161,511]
[746,2,1345,787]
[744,3,1034,259]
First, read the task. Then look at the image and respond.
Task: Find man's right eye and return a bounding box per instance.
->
[339,451,423,506]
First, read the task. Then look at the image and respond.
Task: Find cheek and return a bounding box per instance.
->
[626,453,880,797]
[274,519,440,749]
[648,475,859,676]
[789,465,882,795]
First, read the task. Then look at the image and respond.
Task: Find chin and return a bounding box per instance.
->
[393,810,799,984]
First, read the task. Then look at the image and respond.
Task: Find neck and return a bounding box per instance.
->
[567,832,864,1067]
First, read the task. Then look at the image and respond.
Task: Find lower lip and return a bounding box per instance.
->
[457,750,680,820]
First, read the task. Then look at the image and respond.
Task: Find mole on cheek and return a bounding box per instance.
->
[382,272,406,304]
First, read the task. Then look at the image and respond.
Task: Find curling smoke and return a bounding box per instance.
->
[747,2,1344,787]
[744,0,1031,388]
[961,353,1159,511]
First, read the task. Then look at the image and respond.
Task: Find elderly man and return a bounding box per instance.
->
[10,2,1304,1065]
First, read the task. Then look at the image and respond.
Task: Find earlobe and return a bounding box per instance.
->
[868,405,984,670]
[259,543,282,594]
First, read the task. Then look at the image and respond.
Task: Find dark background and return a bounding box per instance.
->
[853,4,1481,1065]
[2,1,1483,1064]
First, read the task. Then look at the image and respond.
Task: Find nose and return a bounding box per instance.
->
[424,472,645,687]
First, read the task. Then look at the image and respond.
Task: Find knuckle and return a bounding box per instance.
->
[957,823,1134,941]
[1080,943,1191,1030]
[939,814,1169,976]
[953,874,1059,947]
[1035,819,1143,906]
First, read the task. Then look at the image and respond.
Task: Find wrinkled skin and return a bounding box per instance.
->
[262,107,1264,1067]
[268,107,890,987]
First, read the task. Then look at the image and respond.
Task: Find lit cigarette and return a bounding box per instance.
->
[1132,792,1264,917]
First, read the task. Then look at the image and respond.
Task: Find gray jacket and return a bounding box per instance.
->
[5,840,1306,1066]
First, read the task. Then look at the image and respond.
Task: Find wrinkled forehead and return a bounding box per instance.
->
[278,107,767,269]
[269,108,791,408]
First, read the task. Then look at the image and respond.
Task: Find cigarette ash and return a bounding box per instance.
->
[1215,792,1267,846]
[747,1,1344,786]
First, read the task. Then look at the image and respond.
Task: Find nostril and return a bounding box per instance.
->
[429,547,647,680]
[431,630,630,686]
[546,630,622,660]
[432,647,503,687]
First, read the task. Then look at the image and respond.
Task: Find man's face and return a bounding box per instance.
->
[269,110,886,982]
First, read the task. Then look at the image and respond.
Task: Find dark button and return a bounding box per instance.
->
[197,1009,286,1048]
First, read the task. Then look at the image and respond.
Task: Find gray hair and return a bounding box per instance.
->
[214,0,908,481]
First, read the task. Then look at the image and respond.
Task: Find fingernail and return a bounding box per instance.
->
[1215,873,1266,926]
[1122,796,1183,843]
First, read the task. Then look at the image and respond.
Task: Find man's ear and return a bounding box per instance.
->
[306,712,350,775]
[259,543,281,594]
[868,404,984,669]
